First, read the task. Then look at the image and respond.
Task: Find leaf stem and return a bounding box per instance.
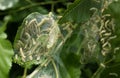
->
[0,1,65,15]
[52,59,59,78]
[22,68,27,78]
[91,64,105,78]
[26,59,50,78]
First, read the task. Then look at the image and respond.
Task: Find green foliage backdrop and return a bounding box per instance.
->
[0,0,120,78]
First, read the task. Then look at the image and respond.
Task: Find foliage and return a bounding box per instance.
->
[0,0,120,78]
[0,0,18,10]
[0,16,14,78]
[59,0,100,23]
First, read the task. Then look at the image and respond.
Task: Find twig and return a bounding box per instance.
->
[22,68,27,78]
[52,59,59,78]
[91,64,105,78]
[0,1,65,15]
[26,59,50,78]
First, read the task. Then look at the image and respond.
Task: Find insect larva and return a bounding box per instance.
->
[31,38,36,45]
[100,63,106,68]
[102,14,111,18]
[37,18,50,27]
[100,30,106,34]
[27,51,33,60]
[104,20,110,28]
[102,48,110,56]
[14,12,62,68]
[111,21,115,31]
[103,47,110,51]
[109,73,118,77]
[19,48,26,62]
[104,20,114,32]
[102,42,108,48]
[114,47,120,53]
[47,22,60,49]
[100,18,116,56]
[27,19,37,27]
[102,41,111,48]
[103,32,112,36]
[25,32,31,39]
[17,40,24,47]
[108,35,117,41]
[100,38,106,43]
[88,43,96,52]
[99,20,105,31]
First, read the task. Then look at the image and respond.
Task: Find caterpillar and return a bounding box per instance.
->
[99,17,116,56]
[99,0,117,56]
[79,0,117,63]
[80,8,100,63]
[13,12,61,67]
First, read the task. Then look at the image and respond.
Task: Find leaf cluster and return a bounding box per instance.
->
[0,0,120,78]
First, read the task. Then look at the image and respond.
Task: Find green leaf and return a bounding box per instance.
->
[0,15,13,77]
[100,62,120,78]
[106,0,120,62]
[0,22,6,34]
[27,63,56,78]
[0,15,12,34]
[0,0,19,10]
[112,22,120,62]
[59,0,100,23]
[60,25,81,78]
[59,61,71,78]
[0,32,7,39]
[60,52,81,78]
[0,38,14,78]
[108,0,120,20]
[112,21,120,62]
